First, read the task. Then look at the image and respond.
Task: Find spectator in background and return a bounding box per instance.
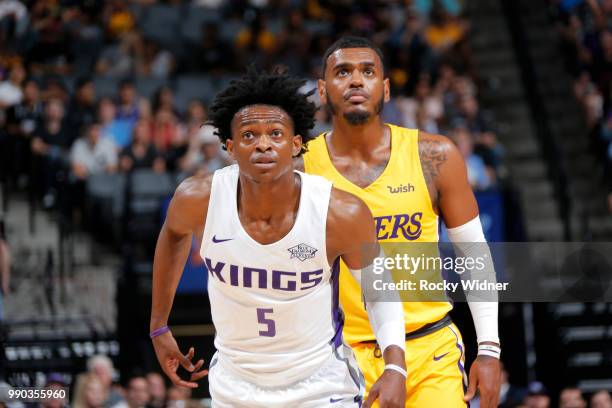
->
[166,386,200,408]
[0,63,25,108]
[497,364,527,408]
[27,0,70,74]
[116,79,140,124]
[152,108,186,169]
[591,390,612,408]
[103,0,136,40]
[152,86,177,117]
[0,0,29,41]
[145,372,166,408]
[136,38,175,79]
[66,77,97,142]
[86,355,124,408]
[179,124,229,176]
[559,387,587,408]
[424,5,467,56]
[457,94,488,134]
[192,22,229,73]
[5,78,44,182]
[451,126,493,190]
[72,374,106,408]
[31,97,72,208]
[70,122,118,181]
[41,76,70,104]
[96,31,139,78]
[185,99,207,126]
[110,376,149,408]
[67,7,104,76]
[39,373,69,408]
[120,120,165,173]
[98,97,132,149]
[523,381,550,408]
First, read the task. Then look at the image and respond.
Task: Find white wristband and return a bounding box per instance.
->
[478,344,501,359]
[384,364,407,378]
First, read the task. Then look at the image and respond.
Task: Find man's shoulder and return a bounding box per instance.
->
[174,173,214,205]
[417,130,454,148]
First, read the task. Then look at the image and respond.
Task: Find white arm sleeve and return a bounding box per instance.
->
[349,251,406,352]
[447,216,500,345]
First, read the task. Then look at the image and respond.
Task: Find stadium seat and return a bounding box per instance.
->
[85,173,127,243]
[175,75,215,110]
[179,5,222,44]
[135,78,170,100]
[140,4,181,48]
[93,77,120,99]
[124,170,175,253]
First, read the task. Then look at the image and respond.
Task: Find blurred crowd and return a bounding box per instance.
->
[1,355,209,408]
[2,358,611,408]
[550,0,612,212]
[0,0,505,217]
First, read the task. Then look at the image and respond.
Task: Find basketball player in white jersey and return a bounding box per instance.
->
[150,69,407,407]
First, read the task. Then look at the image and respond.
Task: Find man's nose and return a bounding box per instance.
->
[349,69,364,87]
[255,134,272,151]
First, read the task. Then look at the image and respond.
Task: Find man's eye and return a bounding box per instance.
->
[364,69,374,76]
[272,129,283,137]
[243,132,254,139]
[338,69,348,77]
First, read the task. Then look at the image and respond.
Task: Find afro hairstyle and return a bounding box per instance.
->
[208,67,317,156]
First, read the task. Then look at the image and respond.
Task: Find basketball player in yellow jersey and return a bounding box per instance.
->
[301,36,502,408]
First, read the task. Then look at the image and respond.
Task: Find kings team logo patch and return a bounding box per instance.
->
[288,243,318,261]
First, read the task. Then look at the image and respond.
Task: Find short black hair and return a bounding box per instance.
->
[322,36,385,75]
[208,67,317,156]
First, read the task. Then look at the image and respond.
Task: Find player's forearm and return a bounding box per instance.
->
[447,216,500,345]
[150,225,193,331]
[365,300,406,357]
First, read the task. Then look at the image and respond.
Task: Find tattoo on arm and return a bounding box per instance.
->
[419,139,448,185]
[419,139,448,210]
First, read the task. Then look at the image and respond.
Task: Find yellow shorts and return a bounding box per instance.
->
[351,323,467,408]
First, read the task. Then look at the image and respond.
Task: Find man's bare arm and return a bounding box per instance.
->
[419,132,501,407]
[150,175,211,331]
[327,188,406,408]
[419,131,479,226]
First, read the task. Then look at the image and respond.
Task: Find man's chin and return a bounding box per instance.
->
[343,110,371,126]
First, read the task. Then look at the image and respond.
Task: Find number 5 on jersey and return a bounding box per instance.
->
[257,308,276,337]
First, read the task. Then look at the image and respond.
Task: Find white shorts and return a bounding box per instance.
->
[208,344,364,408]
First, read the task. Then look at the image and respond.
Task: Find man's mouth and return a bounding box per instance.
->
[345,91,368,103]
[252,156,277,169]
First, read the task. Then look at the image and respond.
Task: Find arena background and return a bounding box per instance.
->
[0,0,611,407]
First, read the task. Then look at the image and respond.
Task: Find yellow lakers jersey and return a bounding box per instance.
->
[304,124,452,345]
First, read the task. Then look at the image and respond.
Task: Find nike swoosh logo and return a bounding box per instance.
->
[330,397,344,403]
[433,352,450,361]
[212,235,233,243]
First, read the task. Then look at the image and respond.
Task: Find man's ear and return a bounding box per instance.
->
[383,78,391,103]
[225,139,235,160]
[317,79,327,106]
[292,134,303,157]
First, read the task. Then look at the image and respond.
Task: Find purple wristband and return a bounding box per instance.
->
[150,326,170,339]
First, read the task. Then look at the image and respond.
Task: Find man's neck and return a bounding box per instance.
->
[328,116,388,158]
[238,170,299,223]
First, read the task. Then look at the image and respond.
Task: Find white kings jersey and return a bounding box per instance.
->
[200,165,343,388]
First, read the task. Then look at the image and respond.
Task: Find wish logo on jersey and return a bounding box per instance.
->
[204,257,324,291]
[374,212,423,240]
